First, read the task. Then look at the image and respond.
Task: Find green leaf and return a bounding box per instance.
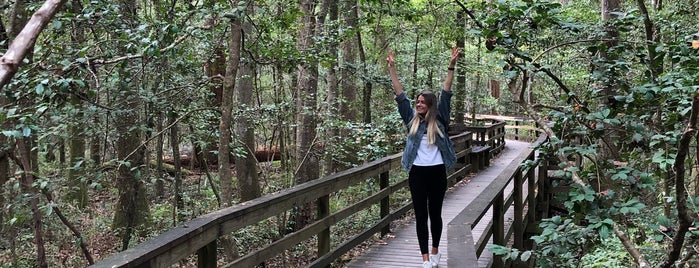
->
[22,127,31,137]
[489,244,510,255]
[520,250,532,261]
[35,84,45,95]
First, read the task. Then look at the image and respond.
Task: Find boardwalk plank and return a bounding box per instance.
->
[345,140,532,268]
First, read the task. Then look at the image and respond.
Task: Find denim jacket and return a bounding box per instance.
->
[395,89,457,172]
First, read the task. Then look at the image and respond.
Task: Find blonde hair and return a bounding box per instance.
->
[408,91,444,144]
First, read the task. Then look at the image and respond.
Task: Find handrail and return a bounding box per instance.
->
[471,114,542,142]
[447,134,548,268]
[92,128,505,268]
[464,118,507,155]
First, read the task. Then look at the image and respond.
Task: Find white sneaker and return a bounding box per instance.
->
[422,261,432,268]
[429,252,441,267]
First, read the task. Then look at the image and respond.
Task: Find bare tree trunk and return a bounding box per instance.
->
[234,4,261,201]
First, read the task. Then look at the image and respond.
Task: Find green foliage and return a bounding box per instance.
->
[477,0,699,266]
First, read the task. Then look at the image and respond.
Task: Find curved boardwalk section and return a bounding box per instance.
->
[345,140,533,268]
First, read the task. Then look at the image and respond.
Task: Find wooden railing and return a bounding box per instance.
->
[447,134,548,268]
[91,124,513,268]
[470,114,541,142]
[464,118,506,156]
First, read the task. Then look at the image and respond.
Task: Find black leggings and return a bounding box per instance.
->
[408,164,447,255]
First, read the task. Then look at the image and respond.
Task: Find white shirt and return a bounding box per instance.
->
[413,135,444,166]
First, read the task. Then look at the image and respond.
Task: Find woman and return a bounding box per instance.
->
[386,46,459,268]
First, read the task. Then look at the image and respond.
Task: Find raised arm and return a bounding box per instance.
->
[443,46,460,92]
[387,50,404,96]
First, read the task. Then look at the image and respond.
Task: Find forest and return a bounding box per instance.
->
[0,0,698,267]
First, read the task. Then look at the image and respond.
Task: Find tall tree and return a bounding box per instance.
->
[340,0,358,122]
[321,0,340,174]
[220,0,243,208]
[234,1,261,202]
[66,0,87,208]
[112,0,150,250]
[596,0,621,160]
[292,0,320,229]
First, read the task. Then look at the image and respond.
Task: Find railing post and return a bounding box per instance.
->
[318,194,330,262]
[537,157,550,220]
[380,171,390,236]
[493,192,504,268]
[513,168,524,249]
[197,240,217,268]
[527,155,537,225]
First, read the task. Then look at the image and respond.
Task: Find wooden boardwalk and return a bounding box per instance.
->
[345,140,533,268]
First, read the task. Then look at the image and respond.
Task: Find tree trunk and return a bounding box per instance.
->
[202,16,227,168]
[321,0,339,174]
[154,111,165,197]
[18,137,47,268]
[234,5,261,201]
[356,13,372,124]
[596,0,621,161]
[340,0,357,122]
[220,3,243,208]
[292,0,320,230]
[112,86,150,250]
[89,117,101,166]
[169,113,184,222]
[67,94,87,208]
[636,0,663,80]
[453,11,466,126]
[112,0,150,250]
[217,1,245,262]
[67,0,87,208]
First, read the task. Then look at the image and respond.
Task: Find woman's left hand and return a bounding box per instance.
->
[450,45,460,65]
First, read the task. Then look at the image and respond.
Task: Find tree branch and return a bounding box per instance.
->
[614,223,650,267]
[452,0,485,29]
[10,153,95,265]
[42,190,95,265]
[0,0,68,89]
